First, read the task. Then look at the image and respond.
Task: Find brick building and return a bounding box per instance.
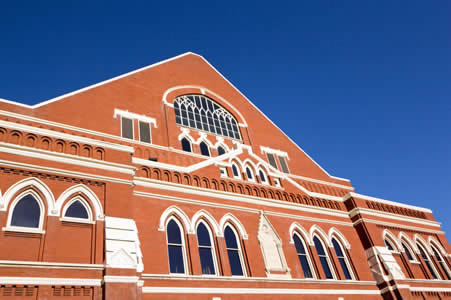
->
[0,52,449,299]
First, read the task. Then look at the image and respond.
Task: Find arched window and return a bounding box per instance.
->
[402,242,415,261]
[385,239,395,251]
[431,246,451,280]
[293,233,314,278]
[217,146,226,156]
[232,164,240,179]
[332,238,353,280]
[181,138,192,152]
[200,141,210,157]
[167,218,186,274]
[313,236,334,279]
[417,243,439,279]
[245,167,254,181]
[224,225,245,276]
[197,222,217,275]
[64,199,89,219]
[174,95,241,140]
[10,193,41,229]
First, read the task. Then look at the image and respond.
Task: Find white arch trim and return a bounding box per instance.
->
[429,237,448,257]
[328,227,351,249]
[383,229,402,251]
[178,130,196,143]
[191,210,221,237]
[289,222,312,245]
[219,213,248,240]
[1,177,55,215]
[55,184,104,220]
[398,232,419,254]
[310,225,332,247]
[162,85,248,127]
[5,189,45,233]
[159,206,193,234]
[61,196,94,224]
[414,234,433,255]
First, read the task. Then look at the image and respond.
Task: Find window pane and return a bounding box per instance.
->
[197,223,212,246]
[293,235,306,254]
[232,165,239,177]
[278,156,290,173]
[200,142,210,157]
[168,245,185,273]
[403,244,414,261]
[299,255,313,278]
[11,194,40,228]
[227,249,244,276]
[246,168,253,179]
[225,226,239,249]
[267,153,278,170]
[181,138,191,152]
[167,220,182,244]
[314,237,326,255]
[139,121,151,143]
[199,247,215,275]
[259,170,266,182]
[121,117,133,139]
[320,257,333,279]
[418,245,438,279]
[65,200,89,219]
[332,239,344,257]
[218,147,226,156]
[385,239,394,251]
[339,258,352,279]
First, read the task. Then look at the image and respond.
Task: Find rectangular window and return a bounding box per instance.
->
[267,153,278,170]
[139,121,151,143]
[121,117,134,140]
[278,156,290,174]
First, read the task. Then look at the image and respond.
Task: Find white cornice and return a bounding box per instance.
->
[344,192,431,213]
[113,109,157,127]
[103,276,140,283]
[0,276,102,286]
[352,218,443,234]
[0,260,104,270]
[349,207,440,227]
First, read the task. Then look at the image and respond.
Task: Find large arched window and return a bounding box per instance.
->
[313,236,334,279]
[332,238,353,280]
[174,95,241,140]
[417,243,439,279]
[431,246,451,280]
[166,218,187,274]
[293,233,314,278]
[10,193,42,229]
[401,241,415,262]
[224,225,245,276]
[197,222,217,275]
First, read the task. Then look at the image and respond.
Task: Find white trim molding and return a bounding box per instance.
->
[114,109,157,128]
[0,276,102,286]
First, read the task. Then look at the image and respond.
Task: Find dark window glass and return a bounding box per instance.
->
[139,121,151,143]
[259,170,266,183]
[402,243,414,261]
[200,142,210,157]
[121,117,133,139]
[232,164,240,177]
[246,167,253,180]
[314,236,333,279]
[181,138,191,152]
[173,95,241,140]
[418,244,438,279]
[278,156,290,173]
[266,153,278,170]
[332,239,352,280]
[167,220,185,274]
[65,200,89,219]
[10,194,40,228]
[217,146,226,156]
[224,226,244,276]
[197,223,216,275]
[293,234,313,278]
[432,247,451,280]
[385,239,394,251]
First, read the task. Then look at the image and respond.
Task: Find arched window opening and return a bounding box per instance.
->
[431,246,451,280]
[293,234,313,278]
[64,200,89,219]
[197,222,217,275]
[232,164,240,179]
[402,242,415,261]
[167,219,186,274]
[174,95,241,140]
[224,225,245,276]
[217,146,226,156]
[258,169,267,184]
[313,236,334,279]
[10,194,41,228]
[332,238,353,280]
[385,239,395,251]
[417,243,439,279]
[200,142,210,157]
[245,167,254,181]
[181,138,192,153]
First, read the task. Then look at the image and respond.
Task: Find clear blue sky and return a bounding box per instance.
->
[1,1,450,234]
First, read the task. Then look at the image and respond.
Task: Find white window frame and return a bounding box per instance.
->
[138,120,152,143]
[401,241,419,263]
[224,224,247,277]
[293,232,316,279]
[114,108,157,141]
[331,237,355,280]
[231,163,241,179]
[245,166,255,182]
[417,242,441,280]
[219,167,228,178]
[257,168,269,185]
[278,155,290,174]
[60,196,94,224]
[4,190,45,234]
[199,141,211,157]
[196,220,219,276]
[120,116,134,140]
[313,234,337,280]
[181,137,193,153]
[431,245,451,279]
[166,216,189,275]
[384,238,399,254]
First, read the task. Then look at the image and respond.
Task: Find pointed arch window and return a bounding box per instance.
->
[332,238,353,280]
[64,200,89,219]
[245,167,254,181]
[197,222,217,275]
[167,218,187,274]
[200,141,210,157]
[181,138,192,152]
[293,233,314,278]
[224,225,245,276]
[232,163,240,179]
[10,193,41,229]
[313,236,334,279]
[217,146,226,156]
[402,242,415,261]
[174,95,241,140]
[385,239,395,251]
[431,246,451,280]
[258,169,267,184]
[417,243,439,279]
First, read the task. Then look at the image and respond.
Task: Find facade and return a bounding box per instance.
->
[0,52,449,300]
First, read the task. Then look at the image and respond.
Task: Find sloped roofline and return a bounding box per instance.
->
[0,51,349,182]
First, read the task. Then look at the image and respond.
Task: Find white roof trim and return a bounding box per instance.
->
[114,109,157,128]
[344,192,432,213]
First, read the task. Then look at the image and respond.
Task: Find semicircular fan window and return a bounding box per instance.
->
[174,94,241,140]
